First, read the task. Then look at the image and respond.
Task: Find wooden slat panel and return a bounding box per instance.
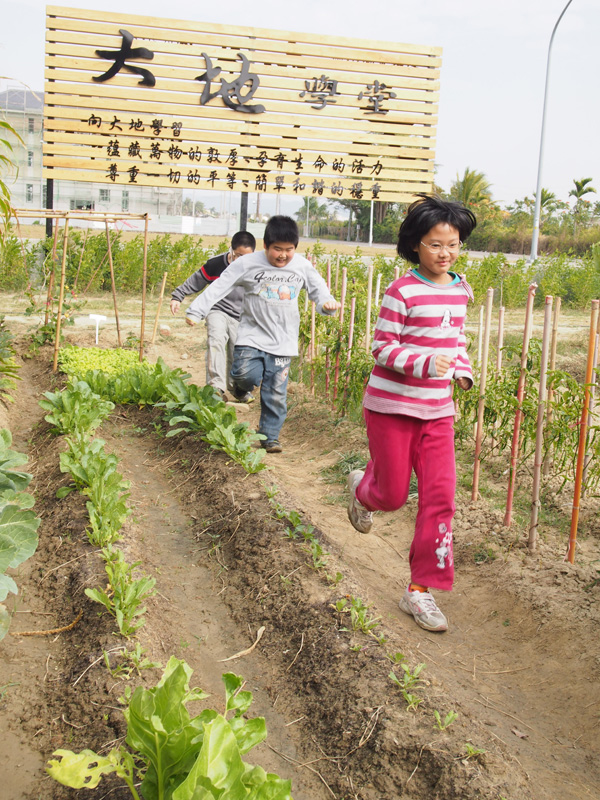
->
[44,6,440,201]
[47,6,442,60]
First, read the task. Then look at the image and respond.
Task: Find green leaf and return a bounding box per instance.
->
[0,603,11,641]
[0,504,39,568]
[46,749,119,789]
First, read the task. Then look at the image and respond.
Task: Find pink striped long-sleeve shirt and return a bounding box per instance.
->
[363,269,473,419]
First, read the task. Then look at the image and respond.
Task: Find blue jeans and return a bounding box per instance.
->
[230,346,291,443]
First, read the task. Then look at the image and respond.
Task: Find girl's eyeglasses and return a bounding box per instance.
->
[419,241,462,254]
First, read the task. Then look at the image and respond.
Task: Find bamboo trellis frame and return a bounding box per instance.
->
[10,207,150,365]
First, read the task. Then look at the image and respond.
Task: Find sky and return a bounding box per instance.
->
[1,0,599,211]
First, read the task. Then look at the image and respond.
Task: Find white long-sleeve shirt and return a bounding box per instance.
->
[186,250,336,357]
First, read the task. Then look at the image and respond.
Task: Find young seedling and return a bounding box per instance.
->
[389,657,426,712]
[433,709,458,731]
[463,742,486,760]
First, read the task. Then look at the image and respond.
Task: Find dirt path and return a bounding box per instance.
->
[0,324,599,800]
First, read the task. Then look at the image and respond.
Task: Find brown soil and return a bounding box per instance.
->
[1,319,599,800]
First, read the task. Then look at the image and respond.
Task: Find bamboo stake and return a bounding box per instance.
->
[342,297,356,415]
[529,296,553,552]
[332,267,347,406]
[582,333,599,497]
[83,251,109,295]
[105,221,122,347]
[334,254,340,292]
[496,307,505,372]
[45,221,60,326]
[151,271,169,345]
[491,306,506,453]
[52,218,70,372]
[374,272,382,308]
[325,260,332,399]
[365,263,373,352]
[472,288,494,501]
[310,301,316,395]
[543,297,562,478]
[476,305,484,367]
[504,283,538,527]
[394,266,400,280]
[568,300,600,563]
[73,228,88,292]
[139,215,149,363]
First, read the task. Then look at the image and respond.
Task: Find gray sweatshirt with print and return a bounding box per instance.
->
[186,251,336,357]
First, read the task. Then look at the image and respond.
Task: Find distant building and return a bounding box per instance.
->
[0,87,182,223]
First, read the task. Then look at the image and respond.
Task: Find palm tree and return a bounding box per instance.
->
[569,177,596,203]
[569,178,596,236]
[450,168,492,206]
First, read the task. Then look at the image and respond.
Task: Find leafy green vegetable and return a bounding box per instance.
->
[40,380,114,439]
[47,659,293,800]
[57,345,140,378]
[85,546,155,637]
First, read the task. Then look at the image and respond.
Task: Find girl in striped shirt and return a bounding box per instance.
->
[347,194,477,632]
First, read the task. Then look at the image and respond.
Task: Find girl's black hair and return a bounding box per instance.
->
[264,215,299,247]
[397,193,477,264]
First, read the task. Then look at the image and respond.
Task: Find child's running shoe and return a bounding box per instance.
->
[347,469,373,534]
[399,587,448,632]
[231,386,255,403]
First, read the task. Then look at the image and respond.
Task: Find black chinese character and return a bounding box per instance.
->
[358,81,397,114]
[88,114,102,128]
[195,52,265,114]
[255,173,267,191]
[300,75,340,110]
[169,169,181,184]
[226,172,237,189]
[151,119,164,136]
[257,151,268,168]
[129,119,145,132]
[370,160,383,176]
[292,177,306,193]
[350,182,364,199]
[208,171,219,186]
[150,143,161,160]
[168,144,183,160]
[128,141,142,158]
[128,165,139,183]
[171,122,182,138]
[273,152,286,169]
[226,149,239,167]
[187,170,201,185]
[107,139,120,158]
[312,179,325,195]
[109,116,122,132]
[313,155,327,172]
[330,181,344,197]
[333,157,346,174]
[188,146,202,162]
[207,147,221,164]
[93,29,155,87]
[352,159,365,174]
[291,154,303,172]
[107,164,119,182]
[275,176,285,192]
[371,183,381,199]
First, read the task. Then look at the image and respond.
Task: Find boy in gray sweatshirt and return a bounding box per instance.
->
[186,215,340,453]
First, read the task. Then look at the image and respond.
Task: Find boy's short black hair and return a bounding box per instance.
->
[264,215,299,248]
[397,193,477,265]
[231,230,256,250]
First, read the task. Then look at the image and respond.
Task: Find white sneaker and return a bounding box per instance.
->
[399,587,448,632]
[347,470,373,534]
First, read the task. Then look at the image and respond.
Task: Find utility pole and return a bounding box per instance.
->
[529,0,574,263]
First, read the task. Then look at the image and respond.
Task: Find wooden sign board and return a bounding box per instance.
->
[44,6,441,202]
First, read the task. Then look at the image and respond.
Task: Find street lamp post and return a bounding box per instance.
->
[529,0,574,263]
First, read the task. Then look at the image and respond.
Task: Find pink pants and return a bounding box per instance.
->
[356,409,456,591]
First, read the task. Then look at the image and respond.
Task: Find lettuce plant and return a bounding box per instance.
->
[47,658,293,799]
